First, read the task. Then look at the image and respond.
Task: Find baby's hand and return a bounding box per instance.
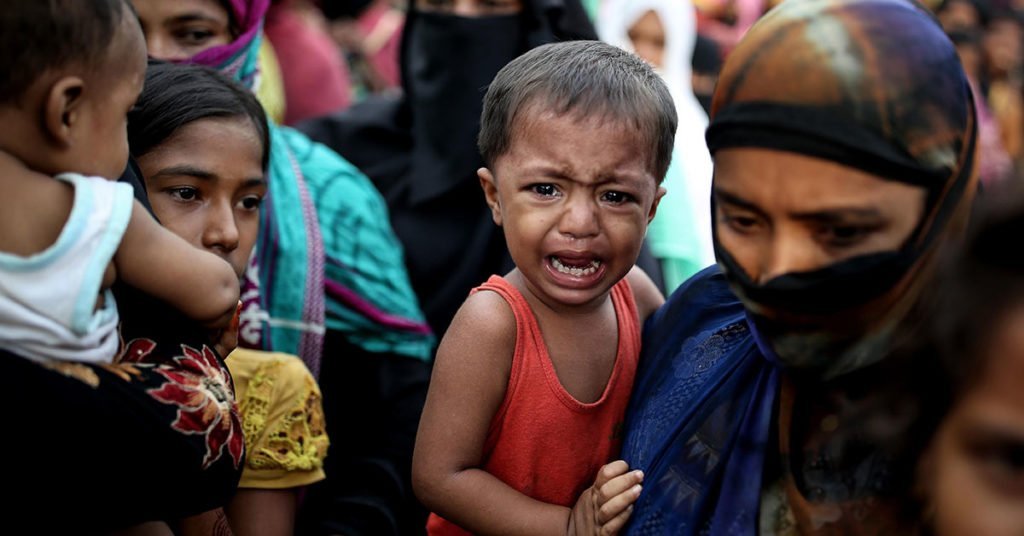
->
[209,302,241,357]
[567,460,643,536]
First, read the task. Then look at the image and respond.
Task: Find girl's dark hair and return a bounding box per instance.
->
[128,61,270,170]
[924,184,1024,397]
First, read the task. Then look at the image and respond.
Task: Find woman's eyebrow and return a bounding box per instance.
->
[166,13,224,25]
[714,188,767,216]
[150,165,216,180]
[790,207,884,224]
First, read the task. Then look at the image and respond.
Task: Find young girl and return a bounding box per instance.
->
[0,0,239,365]
[916,186,1024,536]
[412,41,675,535]
[127,60,329,536]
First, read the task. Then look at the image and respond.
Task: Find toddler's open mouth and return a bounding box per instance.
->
[549,256,602,277]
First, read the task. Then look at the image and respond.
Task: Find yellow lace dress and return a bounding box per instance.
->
[226,349,329,489]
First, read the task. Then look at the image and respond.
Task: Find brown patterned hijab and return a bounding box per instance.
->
[706,0,980,377]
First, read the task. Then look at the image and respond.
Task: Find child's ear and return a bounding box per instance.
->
[478,167,503,226]
[43,76,85,147]
[647,185,667,224]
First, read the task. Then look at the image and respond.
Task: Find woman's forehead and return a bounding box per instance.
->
[132,0,231,21]
[713,148,927,213]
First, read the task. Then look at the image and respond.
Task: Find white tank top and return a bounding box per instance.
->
[0,173,133,364]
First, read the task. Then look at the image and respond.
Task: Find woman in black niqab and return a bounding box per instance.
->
[299,0,649,343]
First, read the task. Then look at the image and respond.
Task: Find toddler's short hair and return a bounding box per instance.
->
[0,0,130,103]
[479,40,678,182]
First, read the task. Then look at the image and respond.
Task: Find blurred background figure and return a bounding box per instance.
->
[692,0,766,55]
[598,0,716,291]
[300,0,606,341]
[321,0,405,98]
[937,0,992,32]
[949,29,1014,186]
[915,184,1024,536]
[265,0,353,125]
[691,33,722,115]
[984,10,1024,170]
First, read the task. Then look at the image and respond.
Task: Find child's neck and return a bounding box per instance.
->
[506,269,623,405]
[0,149,34,183]
[506,269,614,319]
[0,148,76,257]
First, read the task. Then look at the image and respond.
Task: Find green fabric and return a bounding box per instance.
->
[646,155,709,292]
[193,8,433,373]
[278,128,435,361]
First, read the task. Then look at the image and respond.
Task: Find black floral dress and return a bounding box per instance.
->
[2,162,244,533]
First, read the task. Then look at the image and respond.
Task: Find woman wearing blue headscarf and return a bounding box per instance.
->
[620,0,979,533]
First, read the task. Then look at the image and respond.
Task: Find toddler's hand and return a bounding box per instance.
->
[568,460,643,536]
[210,302,241,358]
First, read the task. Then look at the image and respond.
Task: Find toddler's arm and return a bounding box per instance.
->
[414,290,576,535]
[114,200,240,328]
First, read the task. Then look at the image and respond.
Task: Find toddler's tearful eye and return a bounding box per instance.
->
[602,191,632,205]
[531,184,557,197]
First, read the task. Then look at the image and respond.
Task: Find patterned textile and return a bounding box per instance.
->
[183,0,433,376]
[227,348,329,489]
[621,0,979,534]
[121,339,244,471]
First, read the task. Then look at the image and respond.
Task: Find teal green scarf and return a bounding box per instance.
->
[189,1,433,376]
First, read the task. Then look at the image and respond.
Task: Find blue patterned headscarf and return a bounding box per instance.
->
[182,0,433,376]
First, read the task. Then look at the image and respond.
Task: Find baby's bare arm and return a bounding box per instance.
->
[114,200,239,328]
[413,290,575,535]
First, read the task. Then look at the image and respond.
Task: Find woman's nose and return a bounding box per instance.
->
[757,233,821,283]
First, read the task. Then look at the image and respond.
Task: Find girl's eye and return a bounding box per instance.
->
[601,191,634,205]
[972,441,1024,495]
[530,184,558,197]
[239,195,263,211]
[168,187,199,202]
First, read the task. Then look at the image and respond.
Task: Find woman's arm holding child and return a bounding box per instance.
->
[114,200,240,328]
[412,291,642,536]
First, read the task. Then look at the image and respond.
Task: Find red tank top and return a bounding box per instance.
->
[427,275,641,535]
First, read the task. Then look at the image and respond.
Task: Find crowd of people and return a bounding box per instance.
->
[3,0,1024,535]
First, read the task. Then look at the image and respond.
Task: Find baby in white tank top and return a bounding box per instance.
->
[0,2,240,364]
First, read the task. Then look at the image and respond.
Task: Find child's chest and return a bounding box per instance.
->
[535,304,620,404]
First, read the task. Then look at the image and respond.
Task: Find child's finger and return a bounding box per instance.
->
[598,484,642,524]
[600,504,634,536]
[594,460,631,488]
[597,469,644,505]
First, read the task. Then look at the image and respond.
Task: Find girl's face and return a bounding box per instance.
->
[137,117,267,278]
[627,10,666,69]
[131,0,234,61]
[713,147,926,283]
[925,306,1024,536]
